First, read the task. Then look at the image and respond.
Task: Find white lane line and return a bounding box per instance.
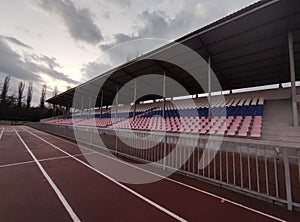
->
[13,128,81,222]
[0,160,35,168]
[88,153,286,222]
[37,152,96,163]
[0,127,4,140]
[27,127,286,222]
[0,152,96,169]
[23,127,187,222]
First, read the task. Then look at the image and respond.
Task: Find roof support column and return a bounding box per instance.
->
[88,97,92,118]
[52,104,55,118]
[66,103,70,117]
[72,100,76,116]
[114,85,119,155]
[100,89,103,118]
[163,72,166,171]
[208,57,212,119]
[133,79,137,120]
[61,105,64,118]
[81,96,84,116]
[288,32,298,127]
[115,85,119,119]
[163,72,166,120]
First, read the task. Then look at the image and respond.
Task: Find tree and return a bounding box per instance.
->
[26,82,33,109]
[53,86,58,97]
[40,84,47,109]
[53,86,58,112]
[1,76,10,104]
[6,95,17,107]
[18,81,25,107]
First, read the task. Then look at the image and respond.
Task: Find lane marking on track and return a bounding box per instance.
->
[0,160,35,168]
[13,128,81,222]
[26,126,286,222]
[0,152,95,169]
[23,127,187,222]
[0,127,4,140]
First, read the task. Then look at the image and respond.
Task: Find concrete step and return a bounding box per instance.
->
[262,121,300,128]
[262,123,300,137]
[263,99,293,126]
[262,129,300,137]
[262,121,292,127]
[261,134,300,143]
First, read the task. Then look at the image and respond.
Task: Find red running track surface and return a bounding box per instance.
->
[0,125,299,222]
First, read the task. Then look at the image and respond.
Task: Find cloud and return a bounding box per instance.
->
[30,54,61,69]
[0,37,78,85]
[131,2,217,40]
[0,35,33,49]
[0,38,41,82]
[97,4,207,66]
[102,10,111,19]
[99,36,168,67]
[108,0,131,8]
[100,0,257,51]
[100,33,136,51]
[81,61,113,81]
[99,5,207,52]
[23,58,78,85]
[87,0,257,81]
[38,0,103,44]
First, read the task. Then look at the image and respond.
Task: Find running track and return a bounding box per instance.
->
[0,125,299,222]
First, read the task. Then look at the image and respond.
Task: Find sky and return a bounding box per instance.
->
[0,0,258,106]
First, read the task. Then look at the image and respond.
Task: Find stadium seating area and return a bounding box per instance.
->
[45,97,264,138]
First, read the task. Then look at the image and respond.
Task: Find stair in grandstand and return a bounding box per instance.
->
[260,99,300,142]
[261,122,300,143]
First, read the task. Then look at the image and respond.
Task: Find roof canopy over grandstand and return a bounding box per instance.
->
[47,0,300,108]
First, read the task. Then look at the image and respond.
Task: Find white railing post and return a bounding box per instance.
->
[283,149,293,210]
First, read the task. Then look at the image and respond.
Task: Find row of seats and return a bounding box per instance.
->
[79,118,124,127]
[87,97,263,115]
[89,102,158,116]
[113,116,262,138]
[141,105,263,118]
[45,97,264,138]
[48,116,262,138]
[98,111,143,119]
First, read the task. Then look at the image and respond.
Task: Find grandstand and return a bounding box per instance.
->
[44,95,264,138]
[33,0,300,212]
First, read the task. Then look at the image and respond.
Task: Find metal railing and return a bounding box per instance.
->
[27,122,300,211]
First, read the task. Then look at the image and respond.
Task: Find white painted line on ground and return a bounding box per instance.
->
[13,128,81,222]
[0,127,4,140]
[88,153,286,222]
[0,160,35,168]
[27,126,286,222]
[0,152,96,169]
[23,127,187,222]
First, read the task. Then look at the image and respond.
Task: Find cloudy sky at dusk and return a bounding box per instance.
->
[0,0,257,106]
